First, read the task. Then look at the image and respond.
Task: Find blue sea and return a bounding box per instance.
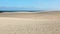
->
[0,10,43,12]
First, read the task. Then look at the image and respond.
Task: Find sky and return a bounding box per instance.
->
[0,0,60,10]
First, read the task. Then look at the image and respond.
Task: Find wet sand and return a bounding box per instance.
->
[0,11,60,34]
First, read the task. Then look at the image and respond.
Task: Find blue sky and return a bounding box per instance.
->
[0,0,60,10]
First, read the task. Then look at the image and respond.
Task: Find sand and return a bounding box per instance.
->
[0,11,60,34]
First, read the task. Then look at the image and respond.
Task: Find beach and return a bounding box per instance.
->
[0,11,60,34]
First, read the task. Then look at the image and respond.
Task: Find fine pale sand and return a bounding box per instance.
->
[0,11,60,34]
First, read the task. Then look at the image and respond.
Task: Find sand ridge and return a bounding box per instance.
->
[0,11,60,34]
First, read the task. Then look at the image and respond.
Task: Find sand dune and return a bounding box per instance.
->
[0,11,60,34]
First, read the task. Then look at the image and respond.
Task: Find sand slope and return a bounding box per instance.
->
[0,11,60,34]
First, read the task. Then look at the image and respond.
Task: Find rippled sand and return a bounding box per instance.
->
[0,11,60,34]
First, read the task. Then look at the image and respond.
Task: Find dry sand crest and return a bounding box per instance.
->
[0,11,60,34]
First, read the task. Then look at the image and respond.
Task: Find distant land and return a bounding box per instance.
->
[0,7,40,10]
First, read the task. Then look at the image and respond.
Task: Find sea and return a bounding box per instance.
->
[0,10,44,12]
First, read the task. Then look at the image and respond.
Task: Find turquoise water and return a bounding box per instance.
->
[0,10,42,12]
